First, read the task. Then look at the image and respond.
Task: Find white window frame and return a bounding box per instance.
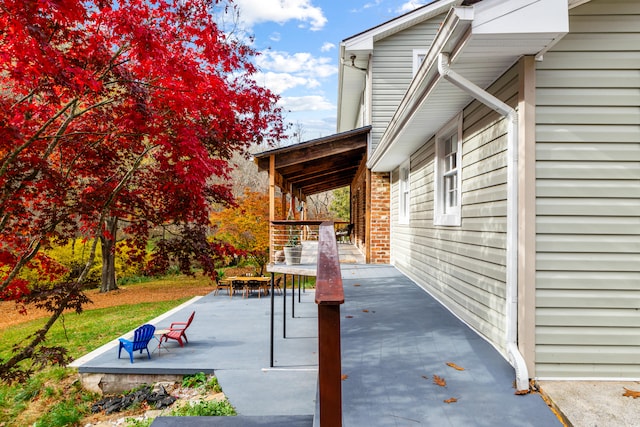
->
[413,49,427,76]
[434,113,463,226]
[398,158,410,225]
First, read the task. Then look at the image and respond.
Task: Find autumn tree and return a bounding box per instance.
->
[209,189,272,275]
[0,0,285,382]
[329,187,351,221]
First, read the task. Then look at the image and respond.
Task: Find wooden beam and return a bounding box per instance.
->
[278,151,364,176]
[274,138,366,169]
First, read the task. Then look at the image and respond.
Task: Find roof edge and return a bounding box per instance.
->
[368,8,471,171]
[341,0,462,52]
[253,125,372,159]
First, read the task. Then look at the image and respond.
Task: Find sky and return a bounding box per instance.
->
[223,0,433,142]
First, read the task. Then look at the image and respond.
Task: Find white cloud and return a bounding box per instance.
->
[279,96,335,112]
[233,0,327,31]
[256,51,337,79]
[254,71,319,94]
[321,42,336,52]
[269,32,281,42]
[397,0,431,13]
[364,0,383,10]
[350,0,382,13]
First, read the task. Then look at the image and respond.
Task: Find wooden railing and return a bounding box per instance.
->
[315,222,344,426]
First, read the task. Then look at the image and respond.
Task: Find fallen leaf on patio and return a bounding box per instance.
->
[514,389,530,395]
[345,315,353,318]
[444,397,458,404]
[341,374,349,381]
[421,375,429,380]
[354,284,361,287]
[362,309,369,313]
[446,362,465,371]
[623,388,640,398]
[433,375,446,387]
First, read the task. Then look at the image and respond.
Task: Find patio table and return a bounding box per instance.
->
[224,276,271,298]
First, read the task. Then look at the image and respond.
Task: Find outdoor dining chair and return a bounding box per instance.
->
[274,276,283,295]
[335,223,354,243]
[232,280,247,298]
[214,277,232,297]
[247,279,265,298]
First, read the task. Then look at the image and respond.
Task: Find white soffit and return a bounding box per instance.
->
[370,0,568,172]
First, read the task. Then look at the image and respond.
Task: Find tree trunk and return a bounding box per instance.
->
[100,216,119,293]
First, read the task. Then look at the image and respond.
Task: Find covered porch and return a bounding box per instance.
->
[253,126,390,265]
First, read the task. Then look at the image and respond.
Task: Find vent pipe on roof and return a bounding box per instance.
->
[437,52,529,393]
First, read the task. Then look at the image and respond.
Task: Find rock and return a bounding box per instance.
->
[90,384,175,415]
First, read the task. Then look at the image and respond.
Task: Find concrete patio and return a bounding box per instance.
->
[71,262,568,426]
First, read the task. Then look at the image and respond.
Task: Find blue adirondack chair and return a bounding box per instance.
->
[118,324,156,363]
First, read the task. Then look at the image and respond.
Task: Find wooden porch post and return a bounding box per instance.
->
[365,168,372,264]
[269,155,276,263]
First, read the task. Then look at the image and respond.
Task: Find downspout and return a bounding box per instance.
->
[437,52,529,392]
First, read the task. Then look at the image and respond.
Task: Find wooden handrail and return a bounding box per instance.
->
[315,221,344,426]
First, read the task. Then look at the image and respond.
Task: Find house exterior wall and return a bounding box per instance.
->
[370,16,444,153]
[391,65,520,353]
[534,0,640,379]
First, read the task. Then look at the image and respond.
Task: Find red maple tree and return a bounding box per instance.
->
[0,0,285,381]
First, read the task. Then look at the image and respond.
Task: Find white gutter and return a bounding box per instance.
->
[438,52,529,393]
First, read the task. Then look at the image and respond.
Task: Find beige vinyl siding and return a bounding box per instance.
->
[391,66,520,350]
[535,0,640,378]
[370,17,443,153]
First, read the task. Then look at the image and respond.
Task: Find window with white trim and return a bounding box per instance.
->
[413,49,427,76]
[434,114,462,226]
[398,159,410,224]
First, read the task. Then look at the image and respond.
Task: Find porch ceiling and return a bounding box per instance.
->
[254,126,370,198]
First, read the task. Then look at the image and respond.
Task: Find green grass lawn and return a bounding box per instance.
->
[0,299,193,362]
[0,277,211,427]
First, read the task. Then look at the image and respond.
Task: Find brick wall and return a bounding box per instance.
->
[369,171,390,263]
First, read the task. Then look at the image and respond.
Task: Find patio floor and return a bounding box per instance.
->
[72,264,562,426]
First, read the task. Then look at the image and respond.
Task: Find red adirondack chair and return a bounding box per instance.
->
[160,311,195,347]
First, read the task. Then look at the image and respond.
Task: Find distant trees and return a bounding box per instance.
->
[329,187,350,221]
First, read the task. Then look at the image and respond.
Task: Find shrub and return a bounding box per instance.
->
[170,400,236,416]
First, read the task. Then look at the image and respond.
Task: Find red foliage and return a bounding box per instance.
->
[0,0,285,293]
[0,278,30,301]
[0,0,285,380]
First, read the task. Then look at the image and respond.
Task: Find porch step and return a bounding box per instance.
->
[151,415,313,426]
